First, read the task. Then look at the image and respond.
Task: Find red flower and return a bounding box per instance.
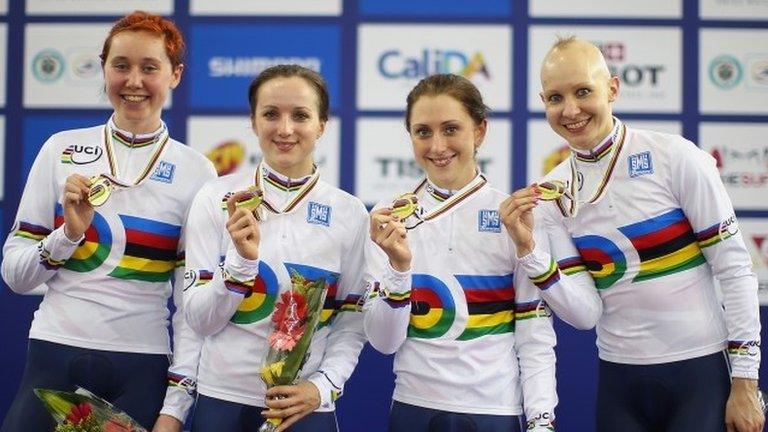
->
[65,402,92,424]
[272,291,308,333]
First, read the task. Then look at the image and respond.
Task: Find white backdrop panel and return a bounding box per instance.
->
[26,0,172,15]
[190,0,341,15]
[358,24,512,111]
[530,0,681,18]
[700,29,768,114]
[699,123,768,211]
[529,25,682,114]
[700,0,768,20]
[356,117,511,206]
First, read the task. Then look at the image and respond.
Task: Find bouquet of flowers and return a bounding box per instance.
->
[34,387,147,432]
[259,270,328,432]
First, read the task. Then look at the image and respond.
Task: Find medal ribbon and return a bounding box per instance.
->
[559,121,626,217]
[253,161,319,214]
[101,121,170,189]
[412,173,487,223]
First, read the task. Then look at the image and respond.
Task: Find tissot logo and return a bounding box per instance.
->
[374,157,493,178]
[377,49,490,80]
[596,41,665,87]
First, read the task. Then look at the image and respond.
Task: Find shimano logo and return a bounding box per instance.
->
[209,56,321,78]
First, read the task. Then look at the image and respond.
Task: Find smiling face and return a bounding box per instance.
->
[540,39,619,152]
[408,94,487,190]
[251,76,326,178]
[103,30,182,134]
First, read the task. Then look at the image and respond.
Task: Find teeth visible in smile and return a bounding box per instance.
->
[566,119,589,130]
[431,156,453,167]
[123,95,147,102]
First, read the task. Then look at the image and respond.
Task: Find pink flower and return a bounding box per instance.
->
[268,330,302,351]
[104,418,132,432]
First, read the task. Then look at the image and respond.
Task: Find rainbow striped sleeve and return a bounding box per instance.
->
[515,300,545,321]
[167,372,197,395]
[223,273,253,295]
[339,293,363,313]
[696,218,737,249]
[529,259,561,291]
[15,221,51,242]
[557,256,587,275]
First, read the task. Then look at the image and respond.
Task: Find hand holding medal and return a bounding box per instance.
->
[234,186,264,220]
[499,185,542,257]
[61,174,96,242]
[226,189,261,260]
[368,194,416,272]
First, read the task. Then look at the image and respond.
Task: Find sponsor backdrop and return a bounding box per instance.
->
[1,1,767,431]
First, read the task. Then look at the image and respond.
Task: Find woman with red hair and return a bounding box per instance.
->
[0,11,215,431]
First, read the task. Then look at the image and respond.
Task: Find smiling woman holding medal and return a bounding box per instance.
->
[527,37,763,432]
[363,74,601,432]
[180,65,369,432]
[0,11,217,432]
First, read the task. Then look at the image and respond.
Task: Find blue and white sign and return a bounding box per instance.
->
[190,24,340,111]
[26,0,172,15]
[0,24,6,107]
[360,0,510,17]
[191,0,341,16]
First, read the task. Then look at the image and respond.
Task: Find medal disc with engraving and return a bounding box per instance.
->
[88,176,112,207]
[235,187,263,213]
[391,193,419,219]
[537,180,567,201]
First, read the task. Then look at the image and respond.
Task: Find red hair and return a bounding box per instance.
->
[100,10,185,69]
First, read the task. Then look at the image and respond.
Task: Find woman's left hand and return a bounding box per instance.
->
[151,414,183,432]
[499,185,540,257]
[262,380,321,432]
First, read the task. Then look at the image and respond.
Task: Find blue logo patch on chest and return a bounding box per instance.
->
[150,161,175,183]
[478,209,501,233]
[628,151,653,178]
[307,202,331,226]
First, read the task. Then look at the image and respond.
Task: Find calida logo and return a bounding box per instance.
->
[377,49,490,80]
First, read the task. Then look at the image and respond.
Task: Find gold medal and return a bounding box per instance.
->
[88,175,112,207]
[235,186,263,213]
[391,193,419,219]
[537,180,567,201]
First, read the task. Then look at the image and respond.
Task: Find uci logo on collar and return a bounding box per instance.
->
[307,202,331,226]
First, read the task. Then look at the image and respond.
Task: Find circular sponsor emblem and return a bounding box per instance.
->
[708,55,742,89]
[32,49,65,83]
[72,54,100,79]
[750,59,768,86]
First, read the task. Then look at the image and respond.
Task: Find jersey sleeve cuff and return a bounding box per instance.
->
[159,386,196,423]
[43,225,83,261]
[308,372,341,410]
